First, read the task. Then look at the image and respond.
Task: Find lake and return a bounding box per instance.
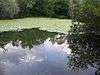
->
[0,28,99,75]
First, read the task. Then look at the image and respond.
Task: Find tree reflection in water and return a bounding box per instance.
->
[0,27,99,75]
[0,28,58,50]
[0,28,70,75]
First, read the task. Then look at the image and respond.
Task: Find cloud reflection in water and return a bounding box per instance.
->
[0,38,71,75]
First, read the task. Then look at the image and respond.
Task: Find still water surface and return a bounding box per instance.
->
[0,28,98,75]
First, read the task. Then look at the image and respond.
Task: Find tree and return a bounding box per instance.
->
[32,0,48,16]
[17,0,36,17]
[53,0,69,18]
[17,0,70,18]
[0,0,19,19]
[67,0,100,71]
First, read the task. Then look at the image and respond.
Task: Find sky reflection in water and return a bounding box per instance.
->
[0,28,97,75]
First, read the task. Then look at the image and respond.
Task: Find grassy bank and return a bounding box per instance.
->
[0,17,72,33]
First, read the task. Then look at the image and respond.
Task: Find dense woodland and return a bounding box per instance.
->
[0,0,70,19]
[0,0,99,20]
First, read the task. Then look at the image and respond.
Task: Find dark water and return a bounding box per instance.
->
[0,28,99,75]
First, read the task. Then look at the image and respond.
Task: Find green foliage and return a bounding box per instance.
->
[53,0,70,18]
[0,0,19,19]
[0,0,70,19]
[17,0,36,17]
[78,0,100,24]
[16,0,69,18]
[67,0,100,70]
